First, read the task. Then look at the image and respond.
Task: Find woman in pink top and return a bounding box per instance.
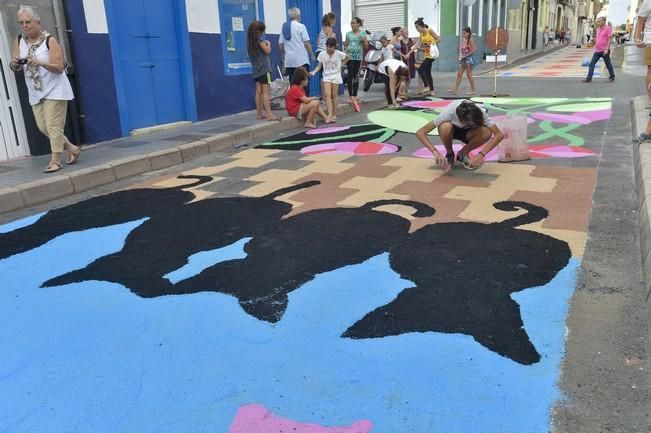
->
[583,16,615,82]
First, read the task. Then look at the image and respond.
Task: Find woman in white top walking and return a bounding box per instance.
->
[10,6,79,173]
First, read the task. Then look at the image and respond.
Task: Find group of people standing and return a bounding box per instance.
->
[543,27,572,46]
[247,8,478,128]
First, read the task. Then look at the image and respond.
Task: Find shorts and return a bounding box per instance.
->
[452,125,472,143]
[644,46,651,66]
[295,103,304,120]
[254,72,271,84]
[460,56,475,67]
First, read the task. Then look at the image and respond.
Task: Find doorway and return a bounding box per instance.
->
[286,0,323,96]
[104,0,196,135]
[0,10,29,161]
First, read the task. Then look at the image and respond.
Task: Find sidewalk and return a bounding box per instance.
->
[631,96,651,315]
[0,88,388,214]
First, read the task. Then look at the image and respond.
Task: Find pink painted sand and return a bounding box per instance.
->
[530,112,592,125]
[229,404,373,433]
[301,141,400,155]
[401,99,455,109]
[305,126,351,135]
[412,144,596,160]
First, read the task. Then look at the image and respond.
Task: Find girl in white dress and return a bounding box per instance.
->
[310,38,347,123]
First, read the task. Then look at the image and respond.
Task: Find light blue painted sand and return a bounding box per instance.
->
[164,237,252,284]
[0,217,578,433]
[0,212,46,233]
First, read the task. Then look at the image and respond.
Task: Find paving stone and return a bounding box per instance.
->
[205,133,234,153]
[178,140,210,162]
[68,165,117,193]
[149,148,183,171]
[19,175,74,207]
[0,187,25,213]
[232,130,254,147]
[110,155,153,180]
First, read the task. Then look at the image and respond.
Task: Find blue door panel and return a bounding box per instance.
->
[151,61,187,124]
[144,0,186,124]
[287,0,322,96]
[121,60,158,129]
[108,0,187,131]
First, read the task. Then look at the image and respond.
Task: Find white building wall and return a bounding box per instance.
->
[82,0,108,33]
[264,0,288,34]
[186,0,221,33]
[407,0,440,37]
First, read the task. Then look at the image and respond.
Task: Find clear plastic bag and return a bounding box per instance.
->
[495,116,530,162]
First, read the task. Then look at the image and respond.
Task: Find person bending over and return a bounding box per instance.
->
[416,99,503,173]
[377,58,409,107]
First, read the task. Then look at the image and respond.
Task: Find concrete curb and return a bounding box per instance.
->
[631,96,651,306]
[0,97,387,214]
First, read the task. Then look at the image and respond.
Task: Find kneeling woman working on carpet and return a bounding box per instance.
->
[416,99,504,173]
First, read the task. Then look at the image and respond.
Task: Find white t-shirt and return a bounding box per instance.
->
[378,59,407,76]
[639,0,651,43]
[381,44,394,61]
[434,99,494,129]
[317,50,346,84]
[279,21,311,67]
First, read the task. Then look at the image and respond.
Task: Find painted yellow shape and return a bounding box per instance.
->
[242,154,355,208]
[298,154,357,174]
[338,157,443,207]
[243,169,313,197]
[446,164,557,223]
[205,148,283,175]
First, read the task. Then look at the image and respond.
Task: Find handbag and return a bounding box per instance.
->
[430,44,439,59]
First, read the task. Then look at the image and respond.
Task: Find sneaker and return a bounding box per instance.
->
[581,79,592,83]
[632,133,651,144]
[456,153,477,170]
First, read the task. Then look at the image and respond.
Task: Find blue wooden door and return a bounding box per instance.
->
[287,0,322,96]
[109,0,187,130]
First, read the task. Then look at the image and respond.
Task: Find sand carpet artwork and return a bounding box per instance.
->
[260,96,611,152]
[0,98,609,433]
[496,47,606,78]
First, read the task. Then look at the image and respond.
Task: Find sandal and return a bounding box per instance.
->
[66,147,81,165]
[44,162,63,173]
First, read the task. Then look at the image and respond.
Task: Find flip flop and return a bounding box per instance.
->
[66,147,81,165]
[44,162,63,173]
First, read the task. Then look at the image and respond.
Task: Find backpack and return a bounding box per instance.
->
[17,34,68,71]
[17,33,53,48]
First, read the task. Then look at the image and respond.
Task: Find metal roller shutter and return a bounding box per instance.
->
[355,0,405,35]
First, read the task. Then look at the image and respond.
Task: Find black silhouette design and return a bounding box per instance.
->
[343,202,571,365]
[257,123,397,151]
[5,175,572,365]
[0,175,213,261]
[172,199,435,321]
[42,181,321,295]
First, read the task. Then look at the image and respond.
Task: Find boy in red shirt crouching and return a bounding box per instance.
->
[285,67,330,128]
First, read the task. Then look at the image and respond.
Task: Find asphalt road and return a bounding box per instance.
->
[1,45,649,433]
